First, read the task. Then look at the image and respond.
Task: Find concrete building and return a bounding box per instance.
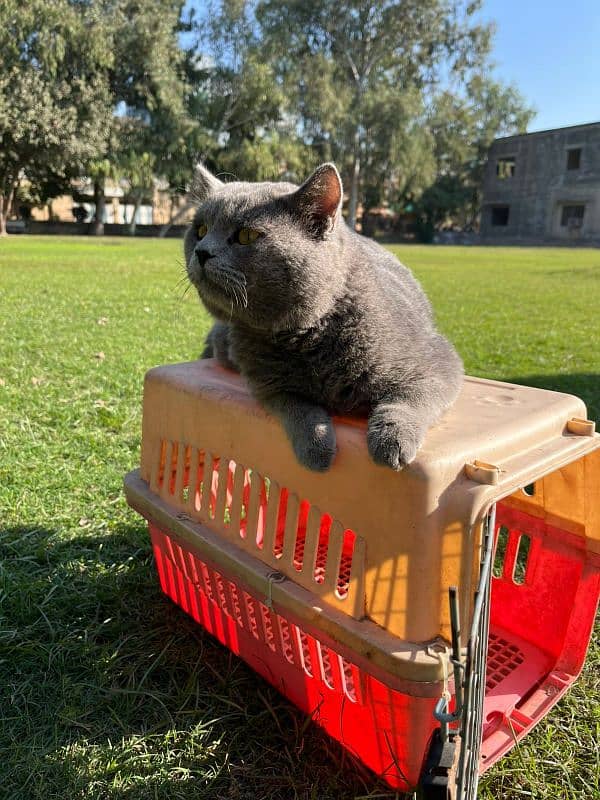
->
[480,122,600,244]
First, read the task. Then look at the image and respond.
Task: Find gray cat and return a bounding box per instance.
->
[184,163,463,472]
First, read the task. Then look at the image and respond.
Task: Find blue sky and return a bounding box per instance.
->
[479,0,600,131]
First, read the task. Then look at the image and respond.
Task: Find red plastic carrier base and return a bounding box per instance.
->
[145,500,600,792]
[149,522,439,789]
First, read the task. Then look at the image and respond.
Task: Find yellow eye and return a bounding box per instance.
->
[197,223,208,239]
[236,228,261,245]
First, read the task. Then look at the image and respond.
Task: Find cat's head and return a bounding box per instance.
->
[183,163,346,331]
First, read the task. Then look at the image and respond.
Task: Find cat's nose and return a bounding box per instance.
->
[195,246,214,267]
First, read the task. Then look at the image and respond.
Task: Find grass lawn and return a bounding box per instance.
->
[1,236,599,799]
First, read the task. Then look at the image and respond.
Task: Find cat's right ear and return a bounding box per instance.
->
[191,162,223,203]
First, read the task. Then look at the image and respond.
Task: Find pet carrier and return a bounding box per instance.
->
[124,360,600,798]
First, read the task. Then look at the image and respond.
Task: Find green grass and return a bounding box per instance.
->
[1,236,599,799]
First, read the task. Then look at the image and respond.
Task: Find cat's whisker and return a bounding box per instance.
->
[206,266,248,309]
[230,279,248,309]
[224,278,247,309]
[231,284,246,309]
[174,262,195,301]
[214,265,246,282]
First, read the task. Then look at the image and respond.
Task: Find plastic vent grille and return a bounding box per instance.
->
[153,529,360,705]
[150,439,365,615]
[486,633,525,690]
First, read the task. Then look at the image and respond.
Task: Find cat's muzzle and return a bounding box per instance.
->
[195,246,215,267]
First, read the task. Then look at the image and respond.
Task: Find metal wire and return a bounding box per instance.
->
[455,503,496,800]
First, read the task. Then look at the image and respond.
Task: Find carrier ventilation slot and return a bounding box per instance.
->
[152,439,363,611]
[493,524,532,585]
[278,616,295,664]
[341,658,358,702]
[299,630,313,676]
[314,514,332,584]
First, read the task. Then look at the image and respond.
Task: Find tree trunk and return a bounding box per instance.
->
[347,126,361,231]
[159,199,195,237]
[128,194,142,236]
[92,179,105,235]
[0,195,7,237]
[0,183,16,236]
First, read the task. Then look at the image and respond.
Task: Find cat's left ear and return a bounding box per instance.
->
[288,163,343,237]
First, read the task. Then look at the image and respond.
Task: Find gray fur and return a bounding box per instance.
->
[184,162,463,471]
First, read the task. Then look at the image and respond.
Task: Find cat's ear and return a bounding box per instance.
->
[191,162,223,203]
[288,163,343,237]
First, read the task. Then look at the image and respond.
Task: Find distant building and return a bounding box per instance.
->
[28,178,195,227]
[480,122,600,244]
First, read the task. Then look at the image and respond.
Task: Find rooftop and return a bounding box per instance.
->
[495,120,600,144]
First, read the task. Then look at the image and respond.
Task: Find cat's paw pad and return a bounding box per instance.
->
[367,418,421,471]
[293,422,337,472]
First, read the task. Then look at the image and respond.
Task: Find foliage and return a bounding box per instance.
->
[0,0,199,234]
[0,0,535,234]
[0,0,112,233]
[255,0,497,225]
[87,0,198,231]
[360,87,437,211]
[114,117,158,233]
[191,1,311,183]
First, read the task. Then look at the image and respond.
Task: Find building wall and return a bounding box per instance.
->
[480,122,600,242]
[28,183,196,227]
[30,194,75,222]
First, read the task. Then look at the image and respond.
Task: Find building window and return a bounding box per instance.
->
[491,206,510,226]
[560,204,585,228]
[496,157,516,179]
[566,148,581,170]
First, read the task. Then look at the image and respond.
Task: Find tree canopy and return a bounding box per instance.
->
[0,0,112,234]
[0,0,534,237]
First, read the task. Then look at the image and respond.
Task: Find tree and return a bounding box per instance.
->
[85,0,198,234]
[187,2,315,185]
[415,75,534,233]
[257,0,493,227]
[87,153,122,237]
[359,86,437,212]
[118,145,156,235]
[0,1,112,235]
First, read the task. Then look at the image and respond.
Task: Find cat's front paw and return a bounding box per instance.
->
[292,420,337,472]
[367,405,424,470]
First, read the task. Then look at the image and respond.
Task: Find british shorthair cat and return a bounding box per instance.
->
[184,163,463,472]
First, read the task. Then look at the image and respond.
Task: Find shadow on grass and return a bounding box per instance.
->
[501,373,600,420]
[0,523,392,800]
